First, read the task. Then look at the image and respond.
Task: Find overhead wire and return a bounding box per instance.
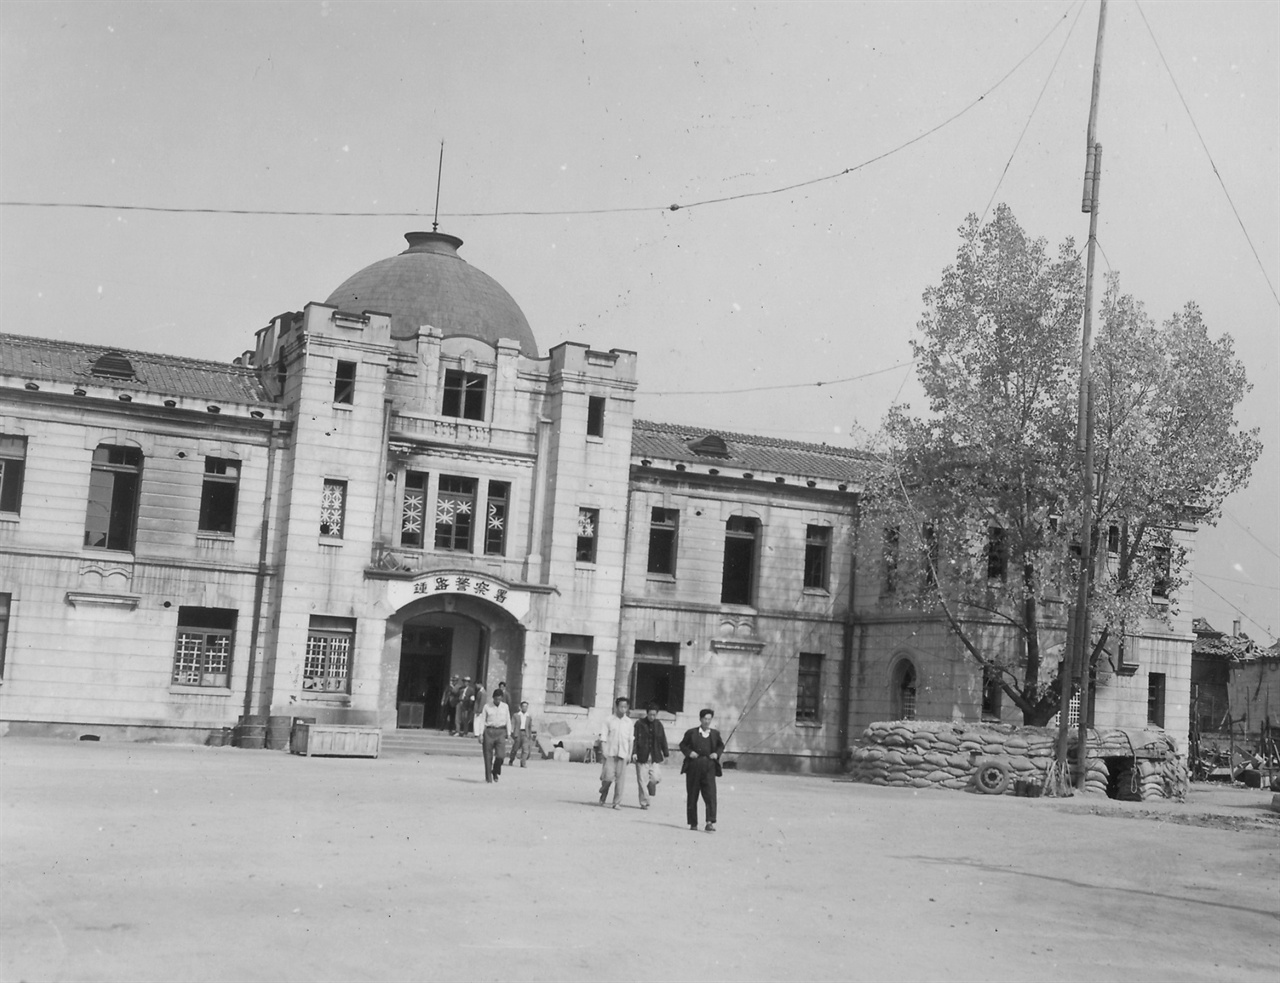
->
[1223,508,1280,560]
[0,2,1080,222]
[641,359,915,397]
[1194,574,1275,641]
[1134,0,1280,308]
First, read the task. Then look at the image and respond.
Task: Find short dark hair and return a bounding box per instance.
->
[615,696,630,707]
[699,708,714,719]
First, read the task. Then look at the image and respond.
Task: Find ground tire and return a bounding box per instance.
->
[974,758,1012,795]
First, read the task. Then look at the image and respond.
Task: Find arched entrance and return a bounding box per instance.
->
[890,657,918,721]
[387,593,525,731]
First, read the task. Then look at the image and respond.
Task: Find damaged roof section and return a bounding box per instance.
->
[632,418,876,487]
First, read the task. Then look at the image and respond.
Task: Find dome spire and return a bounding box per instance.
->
[432,140,445,233]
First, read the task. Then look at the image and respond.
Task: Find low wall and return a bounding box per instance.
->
[848,720,1187,800]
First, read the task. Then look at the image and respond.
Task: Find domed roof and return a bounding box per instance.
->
[325,231,538,357]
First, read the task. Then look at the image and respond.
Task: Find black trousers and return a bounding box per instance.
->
[685,760,717,826]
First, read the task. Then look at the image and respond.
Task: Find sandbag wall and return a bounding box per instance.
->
[848,721,1187,799]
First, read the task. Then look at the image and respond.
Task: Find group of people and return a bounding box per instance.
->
[597,696,725,832]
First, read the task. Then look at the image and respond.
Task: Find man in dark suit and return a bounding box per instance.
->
[679,708,725,832]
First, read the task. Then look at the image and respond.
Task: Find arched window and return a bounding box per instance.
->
[891,659,918,721]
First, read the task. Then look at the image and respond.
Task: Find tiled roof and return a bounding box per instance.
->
[1192,617,1264,661]
[0,333,273,405]
[632,418,876,483]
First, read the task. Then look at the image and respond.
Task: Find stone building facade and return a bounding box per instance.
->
[0,230,1195,769]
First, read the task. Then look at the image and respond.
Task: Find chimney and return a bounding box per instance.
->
[1232,619,1241,637]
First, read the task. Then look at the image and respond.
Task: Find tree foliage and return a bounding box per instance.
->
[866,205,1260,725]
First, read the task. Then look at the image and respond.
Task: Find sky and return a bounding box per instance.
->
[2,1,1276,643]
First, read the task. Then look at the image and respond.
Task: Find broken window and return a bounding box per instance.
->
[804,525,830,590]
[632,641,685,713]
[721,516,759,605]
[334,360,356,404]
[84,445,142,551]
[546,634,597,708]
[442,370,486,421]
[0,435,26,514]
[647,507,678,575]
[198,457,239,534]
[173,607,235,688]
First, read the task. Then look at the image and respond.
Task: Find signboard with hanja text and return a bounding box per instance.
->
[385,572,531,619]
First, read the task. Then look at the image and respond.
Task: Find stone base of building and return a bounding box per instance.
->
[0,719,225,746]
[730,750,844,775]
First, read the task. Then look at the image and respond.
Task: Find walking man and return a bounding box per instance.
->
[479,690,511,784]
[508,700,534,768]
[633,701,669,810]
[679,708,725,832]
[597,696,635,809]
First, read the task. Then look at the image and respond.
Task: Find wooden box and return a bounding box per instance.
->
[290,722,381,758]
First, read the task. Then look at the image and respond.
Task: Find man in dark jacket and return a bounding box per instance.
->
[633,702,669,810]
[679,708,725,832]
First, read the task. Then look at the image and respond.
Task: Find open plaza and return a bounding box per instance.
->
[1,736,1276,983]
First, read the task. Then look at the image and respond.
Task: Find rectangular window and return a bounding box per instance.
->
[198,457,239,534]
[172,607,235,688]
[1106,524,1121,554]
[646,507,678,575]
[0,592,9,679]
[1147,672,1166,728]
[632,641,685,713]
[334,360,356,404]
[576,508,599,563]
[400,471,428,548]
[84,445,142,551]
[484,480,509,556]
[0,435,26,514]
[304,616,355,694]
[320,479,347,538]
[721,515,759,604]
[435,476,476,551]
[882,526,899,593]
[796,653,822,722]
[981,665,1003,721]
[1152,547,1171,599]
[804,525,831,590]
[921,523,938,587]
[546,633,597,708]
[587,396,606,437]
[987,526,1007,581]
[442,369,487,421]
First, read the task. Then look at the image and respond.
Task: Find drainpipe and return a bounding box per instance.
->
[242,420,280,721]
[838,494,860,760]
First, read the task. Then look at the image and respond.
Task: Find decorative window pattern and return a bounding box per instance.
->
[796,653,822,722]
[84,444,142,551]
[803,525,830,590]
[721,515,759,604]
[198,457,239,534]
[647,507,678,575]
[576,508,599,563]
[320,479,347,538]
[546,634,596,708]
[484,481,509,556]
[172,607,235,687]
[435,476,476,551]
[442,370,486,421]
[334,360,356,404]
[0,435,26,514]
[587,396,606,437]
[400,471,428,548]
[304,617,355,693]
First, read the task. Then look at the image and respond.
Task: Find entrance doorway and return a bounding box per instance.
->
[397,626,452,729]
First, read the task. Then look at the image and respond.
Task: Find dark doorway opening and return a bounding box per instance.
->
[1103,755,1139,801]
[398,626,452,729]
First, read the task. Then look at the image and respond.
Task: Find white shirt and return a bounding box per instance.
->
[599,714,635,759]
[481,701,511,729]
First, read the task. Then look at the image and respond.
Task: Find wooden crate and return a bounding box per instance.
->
[290,723,381,758]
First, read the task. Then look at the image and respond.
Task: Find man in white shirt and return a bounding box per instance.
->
[508,700,534,768]
[597,696,635,809]
[479,690,511,783]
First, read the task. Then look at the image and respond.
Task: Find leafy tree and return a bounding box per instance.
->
[865,205,1259,725]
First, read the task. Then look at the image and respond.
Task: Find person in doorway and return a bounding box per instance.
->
[456,677,474,736]
[679,708,725,832]
[441,675,462,733]
[479,690,511,783]
[508,700,534,768]
[493,680,509,707]
[597,696,635,809]
[633,702,669,810]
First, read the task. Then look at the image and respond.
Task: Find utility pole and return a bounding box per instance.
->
[1054,0,1107,795]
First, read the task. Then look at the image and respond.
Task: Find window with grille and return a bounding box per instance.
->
[442,370,486,421]
[576,508,599,563]
[304,617,355,694]
[172,607,235,688]
[320,479,347,538]
[198,457,239,534]
[400,471,428,547]
[484,481,509,556]
[84,445,142,551]
[546,634,596,707]
[796,653,823,722]
[0,435,26,514]
[804,525,830,590]
[334,360,356,404]
[587,396,606,437]
[646,507,678,575]
[721,515,759,604]
[435,476,476,551]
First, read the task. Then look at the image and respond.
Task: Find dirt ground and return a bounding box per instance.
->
[1,738,1276,983]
